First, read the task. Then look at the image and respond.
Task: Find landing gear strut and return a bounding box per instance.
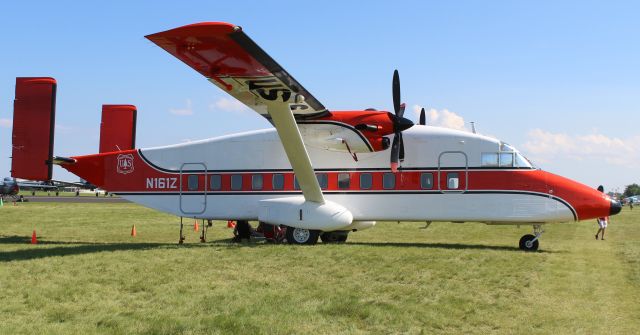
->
[178,217,185,244]
[199,219,207,243]
[519,224,544,251]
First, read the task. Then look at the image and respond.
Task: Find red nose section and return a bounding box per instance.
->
[544,171,614,221]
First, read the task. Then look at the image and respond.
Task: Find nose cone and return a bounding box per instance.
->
[610,200,622,216]
[396,116,414,132]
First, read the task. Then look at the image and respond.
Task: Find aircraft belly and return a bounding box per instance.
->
[119,192,574,224]
[325,193,575,223]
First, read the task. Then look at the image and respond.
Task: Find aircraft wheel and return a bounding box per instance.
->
[320,231,349,243]
[519,234,539,251]
[286,227,319,245]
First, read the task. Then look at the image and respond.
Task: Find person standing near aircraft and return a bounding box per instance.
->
[595,185,609,240]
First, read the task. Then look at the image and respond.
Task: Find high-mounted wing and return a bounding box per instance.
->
[145,23,328,119]
[146,23,325,203]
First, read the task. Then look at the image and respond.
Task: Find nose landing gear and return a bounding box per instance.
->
[519,224,544,251]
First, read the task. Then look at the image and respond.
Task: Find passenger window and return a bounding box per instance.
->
[252,174,263,190]
[499,153,514,167]
[231,174,243,190]
[447,173,459,189]
[338,173,350,189]
[383,173,395,189]
[360,173,372,190]
[420,173,433,189]
[294,176,300,190]
[481,153,499,167]
[316,173,328,189]
[210,174,221,190]
[272,174,284,190]
[187,175,199,191]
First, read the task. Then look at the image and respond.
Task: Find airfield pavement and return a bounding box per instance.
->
[1,202,639,334]
[21,196,129,203]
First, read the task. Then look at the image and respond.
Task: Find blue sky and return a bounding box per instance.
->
[1,1,639,192]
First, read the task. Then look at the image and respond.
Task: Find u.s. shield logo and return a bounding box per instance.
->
[117,154,134,174]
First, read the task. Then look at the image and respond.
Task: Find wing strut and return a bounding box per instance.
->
[266,101,324,204]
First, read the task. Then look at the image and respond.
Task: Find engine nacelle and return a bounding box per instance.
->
[258,197,353,231]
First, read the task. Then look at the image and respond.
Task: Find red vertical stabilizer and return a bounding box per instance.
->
[11,77,57,181]
[99,105,137,153]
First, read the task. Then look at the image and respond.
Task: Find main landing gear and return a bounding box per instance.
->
[519,224,544,251]
[285,227,320,245]
[320,231,349,243]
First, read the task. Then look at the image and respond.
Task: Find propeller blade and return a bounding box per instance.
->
[390,134,400,172]
[399,132,405,162]
[419,108,426,125]
[392,70,401,115]
[398,103,406,118]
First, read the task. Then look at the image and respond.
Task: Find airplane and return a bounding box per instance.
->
[0,177,60,201]
[0,177,21,201]
[10,22,621,251]
[0,177,101,200]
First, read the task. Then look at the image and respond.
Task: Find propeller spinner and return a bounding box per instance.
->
[390,70,414,172]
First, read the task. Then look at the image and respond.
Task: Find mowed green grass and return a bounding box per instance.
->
[1,202,639,335]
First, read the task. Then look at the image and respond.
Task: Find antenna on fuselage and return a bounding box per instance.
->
[470,122,476,134]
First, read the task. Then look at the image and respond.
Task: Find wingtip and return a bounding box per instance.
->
[145,22,237,41]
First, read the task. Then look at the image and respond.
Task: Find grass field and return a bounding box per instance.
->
[1,202,639,334]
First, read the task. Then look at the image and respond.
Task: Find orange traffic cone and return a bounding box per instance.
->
[227,220,236,228]
[194,220,199,232]
[31,230,37,244]
[131,224,137,237]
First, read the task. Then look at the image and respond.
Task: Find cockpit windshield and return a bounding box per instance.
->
[481,142,535,169]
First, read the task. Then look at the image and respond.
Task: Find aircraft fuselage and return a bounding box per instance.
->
[61,125,618,229]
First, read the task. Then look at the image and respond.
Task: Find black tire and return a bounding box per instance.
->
[519,234,539,251]
[320,231,349,243]
[286,227,319,245]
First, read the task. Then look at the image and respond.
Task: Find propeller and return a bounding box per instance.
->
[390,70,414,172]
[419,108,426,125]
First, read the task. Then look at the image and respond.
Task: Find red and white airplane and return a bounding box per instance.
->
[11,22,621,250]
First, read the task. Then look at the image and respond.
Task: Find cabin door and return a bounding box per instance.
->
[437,151,468,193]
[179,163,207,215]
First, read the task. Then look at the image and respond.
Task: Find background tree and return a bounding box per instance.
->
[623,183,640,197]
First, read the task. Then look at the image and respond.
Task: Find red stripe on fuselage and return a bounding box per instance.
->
[62,150,611,222]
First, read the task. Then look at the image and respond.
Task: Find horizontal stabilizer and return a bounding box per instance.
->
[99,105,137,153]
[11,77,57,181]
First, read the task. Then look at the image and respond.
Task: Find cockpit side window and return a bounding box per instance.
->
[481,153,499,167]
[481,142,534,169]
[499,153,514,167]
